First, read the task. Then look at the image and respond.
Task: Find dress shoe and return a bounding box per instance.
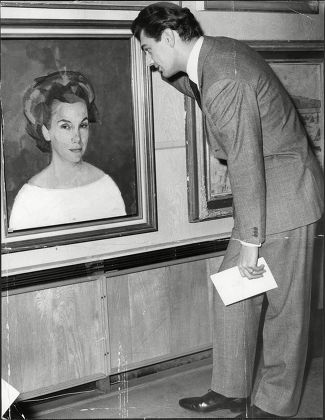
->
[235,405,286,418]
[179,389,248,413]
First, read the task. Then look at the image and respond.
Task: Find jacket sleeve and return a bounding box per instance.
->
[162,72,195,100]
[205,79,266,244]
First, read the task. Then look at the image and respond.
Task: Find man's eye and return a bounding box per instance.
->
[60,124,70,130]
[80,122,89,129]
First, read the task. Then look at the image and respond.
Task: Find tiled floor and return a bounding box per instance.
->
[27,357,323,419]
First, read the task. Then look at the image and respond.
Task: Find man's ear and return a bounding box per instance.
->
[162,28,175,47]
[42,125,51,142]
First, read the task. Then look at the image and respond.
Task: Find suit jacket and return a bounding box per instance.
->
[167,36,324,244]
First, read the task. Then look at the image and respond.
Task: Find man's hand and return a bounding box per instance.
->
[238,244,265,279]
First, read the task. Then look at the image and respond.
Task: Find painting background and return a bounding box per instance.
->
[270,62,323,168]
[1,38,137,222]
[207,61,324,199]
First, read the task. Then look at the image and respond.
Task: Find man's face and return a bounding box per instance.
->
[140,30,178,78]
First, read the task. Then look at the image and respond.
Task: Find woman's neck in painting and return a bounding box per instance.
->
[47,158,86,187]
[28,156,105,189]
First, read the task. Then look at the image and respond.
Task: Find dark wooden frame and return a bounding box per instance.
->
[203,1,319,13]
[1,1,181,10]
[186,41,324,222]
[1,18,157,253]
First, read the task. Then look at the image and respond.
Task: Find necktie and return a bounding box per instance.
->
[189,79,202,110]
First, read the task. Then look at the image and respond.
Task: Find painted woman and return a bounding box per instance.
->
[9,70,126,230]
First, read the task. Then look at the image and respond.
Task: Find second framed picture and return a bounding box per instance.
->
[186,41,324,222]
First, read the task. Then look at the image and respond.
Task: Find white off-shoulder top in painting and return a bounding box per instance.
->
[9,174,126,230]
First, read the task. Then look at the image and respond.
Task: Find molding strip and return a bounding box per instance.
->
[1,238,229,292]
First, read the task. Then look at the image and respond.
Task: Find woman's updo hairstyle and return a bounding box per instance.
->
[23,70,99,153]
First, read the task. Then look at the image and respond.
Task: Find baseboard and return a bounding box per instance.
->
[17,350,213,419]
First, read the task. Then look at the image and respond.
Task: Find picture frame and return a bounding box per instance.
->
[186,41,324,222]
[1,1,181,10]
[1,18,157,253]
[200,1,319,13]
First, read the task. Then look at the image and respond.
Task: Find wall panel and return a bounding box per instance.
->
[107,256,225,372]
[1,278,107,399]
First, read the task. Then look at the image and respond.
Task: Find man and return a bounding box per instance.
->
[132,3,323,419]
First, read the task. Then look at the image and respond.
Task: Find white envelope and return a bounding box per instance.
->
[210,257,277,306]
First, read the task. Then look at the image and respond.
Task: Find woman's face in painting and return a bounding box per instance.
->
[42,99,89,164]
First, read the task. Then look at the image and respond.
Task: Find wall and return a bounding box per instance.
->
[1,1,324,276]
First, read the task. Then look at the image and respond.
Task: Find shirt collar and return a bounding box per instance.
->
[186,36,204,87]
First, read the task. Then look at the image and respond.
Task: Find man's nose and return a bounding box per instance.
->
[145,53,154,67]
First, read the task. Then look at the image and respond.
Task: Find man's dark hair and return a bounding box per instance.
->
[131,1,203,42]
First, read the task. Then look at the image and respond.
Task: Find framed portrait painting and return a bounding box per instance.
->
[1,18,157,252]
[186,41,324,222]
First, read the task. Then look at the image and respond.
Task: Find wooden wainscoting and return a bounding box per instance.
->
[1,275,109,400]
[1,251,225,400]
[106,256,223,373]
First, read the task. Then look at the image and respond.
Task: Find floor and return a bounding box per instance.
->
[15,356,323,419]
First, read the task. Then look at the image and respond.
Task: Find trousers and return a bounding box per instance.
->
[211,222,318,417]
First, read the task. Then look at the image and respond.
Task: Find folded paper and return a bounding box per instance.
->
[210,257,278,306]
